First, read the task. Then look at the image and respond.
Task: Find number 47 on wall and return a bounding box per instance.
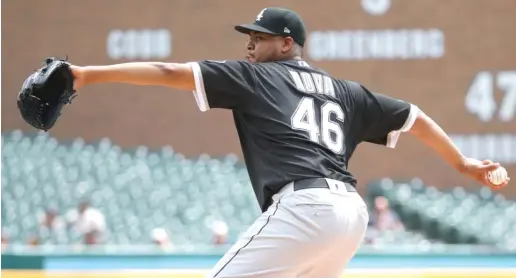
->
[465,71,516,122]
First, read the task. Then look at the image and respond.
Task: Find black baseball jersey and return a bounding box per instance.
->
[187,59,418,212]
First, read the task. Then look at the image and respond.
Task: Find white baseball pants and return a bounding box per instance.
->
[206,178,369,278]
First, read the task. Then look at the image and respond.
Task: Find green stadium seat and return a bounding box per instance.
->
[2,130,513,249]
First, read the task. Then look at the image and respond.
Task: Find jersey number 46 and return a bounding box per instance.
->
[291,97,345,154]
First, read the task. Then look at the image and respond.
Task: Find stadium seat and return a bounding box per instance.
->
[366,177,515,246]
[2,130,513,250]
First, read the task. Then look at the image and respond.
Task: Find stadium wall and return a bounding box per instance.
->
[2,252,516,278]
[3,0,516,198]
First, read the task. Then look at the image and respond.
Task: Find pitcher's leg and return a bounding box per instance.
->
[206,197,338,278]
[305,195,369,278]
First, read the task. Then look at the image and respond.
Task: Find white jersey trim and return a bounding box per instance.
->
[386,104,419,148]
[187,62,210,112]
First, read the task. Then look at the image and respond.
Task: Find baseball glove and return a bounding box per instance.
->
[17,57,77,131]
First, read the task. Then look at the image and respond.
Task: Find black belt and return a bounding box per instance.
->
[293,178,357,193]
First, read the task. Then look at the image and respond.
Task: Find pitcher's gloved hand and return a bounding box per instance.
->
[17,57,77,131]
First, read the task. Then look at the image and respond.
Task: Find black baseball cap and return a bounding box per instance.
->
[234,7,307,47]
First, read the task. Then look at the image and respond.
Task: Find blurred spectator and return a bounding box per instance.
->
[38,208,65,234]
[66,200,106,245]
[27,235,40,246]
[1,234,8,250]
[211,220,229,245]
[370,196,404,231]
[151,228,173,250]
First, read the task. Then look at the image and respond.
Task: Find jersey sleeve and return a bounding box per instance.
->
[186,60,257,111]
[350,82,420,148]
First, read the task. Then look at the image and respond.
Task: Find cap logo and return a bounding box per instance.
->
[256,8,267,21]
[284,27,291,34]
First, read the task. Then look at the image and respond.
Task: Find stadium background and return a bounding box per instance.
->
[2,0,516,277]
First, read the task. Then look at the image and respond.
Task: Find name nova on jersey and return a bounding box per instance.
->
[288,70,336,97]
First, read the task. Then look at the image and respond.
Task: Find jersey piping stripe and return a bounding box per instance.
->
[213,199,282,277]
[187,62,210,112]
[386,104,420,148]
